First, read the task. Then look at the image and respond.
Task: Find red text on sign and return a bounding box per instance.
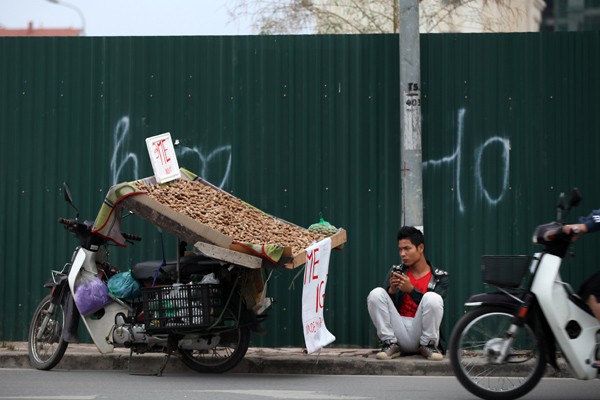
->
[305,317,324,334]
[152,139,172,166]
[305,247,327,313]
[304,247,320,285]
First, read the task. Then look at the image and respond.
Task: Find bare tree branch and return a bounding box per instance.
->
[227,0,537,35]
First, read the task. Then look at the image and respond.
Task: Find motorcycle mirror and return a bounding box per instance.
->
[62,182,80,220]
[555,192,565,221]
[556,192,566,210]
[568,187,582,208]
[62,182,73,203]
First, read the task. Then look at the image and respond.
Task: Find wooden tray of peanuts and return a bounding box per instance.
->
[120,177,346,270]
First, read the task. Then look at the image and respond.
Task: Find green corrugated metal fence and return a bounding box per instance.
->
[1,32,599,348]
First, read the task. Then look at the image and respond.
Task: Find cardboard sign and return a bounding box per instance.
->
[145,132,181,183]
[301,237,336,354]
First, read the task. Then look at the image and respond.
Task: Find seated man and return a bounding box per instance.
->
[367,226,448,360]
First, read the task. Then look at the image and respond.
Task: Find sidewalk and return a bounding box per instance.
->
[0,342,571,377]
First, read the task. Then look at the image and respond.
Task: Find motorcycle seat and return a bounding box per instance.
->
[131,254,222,282]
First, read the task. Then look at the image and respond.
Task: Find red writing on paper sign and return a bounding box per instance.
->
[305,247,327,313]
[152,139,172,169]
[305,316,324,335]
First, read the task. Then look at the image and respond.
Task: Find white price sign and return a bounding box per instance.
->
[301,237,336,354]
[145,132,181,183]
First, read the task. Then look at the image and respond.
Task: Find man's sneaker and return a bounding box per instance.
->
[376,341,401,360]
[419,341,443,361]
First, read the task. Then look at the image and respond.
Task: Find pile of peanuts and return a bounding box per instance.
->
[135,179,328,255]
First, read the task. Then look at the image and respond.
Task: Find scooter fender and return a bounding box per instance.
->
[464,292,523,309]
[62,292,80,343]
[68,248,128,354]
[532,253,600,380]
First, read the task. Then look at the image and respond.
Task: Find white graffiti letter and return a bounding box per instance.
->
[110,116,139,185]
[475,137,510,205]
[423,108,465,213]
[179,145,232,189]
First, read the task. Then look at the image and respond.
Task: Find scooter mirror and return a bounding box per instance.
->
[62,182,80,220]
[556,192,566,222]
[62,182,73,204]
[568,187,582,208]
[556,192,565,211]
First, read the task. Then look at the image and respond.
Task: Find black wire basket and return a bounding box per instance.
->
[481,255,531,289]
[142,283,222,332]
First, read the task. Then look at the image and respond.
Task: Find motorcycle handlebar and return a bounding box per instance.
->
[122,232,142,242]
[543,227,564,242]
[58,218,141,242]
[541,225,578,242]
[58,218,85,229]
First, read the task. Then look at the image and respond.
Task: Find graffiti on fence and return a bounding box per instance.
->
[423,108,510,213]
[110,115,232,189]
[111,116,139,186]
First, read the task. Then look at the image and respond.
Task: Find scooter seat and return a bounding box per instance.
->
[131,254,222,282]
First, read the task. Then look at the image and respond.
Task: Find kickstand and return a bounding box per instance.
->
[127,346,173,377]
[127,348,152,376]
[127,348,142,376]
[155,347,173,377]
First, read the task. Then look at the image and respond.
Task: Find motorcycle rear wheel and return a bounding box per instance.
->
[179,325,250,373]
[449,305,546,400]
[28,295,69,370]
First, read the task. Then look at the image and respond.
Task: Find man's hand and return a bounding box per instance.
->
[563,223,587,241]
[389,272,414,294]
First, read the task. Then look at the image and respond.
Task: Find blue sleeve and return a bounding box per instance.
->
[579,209,600,233]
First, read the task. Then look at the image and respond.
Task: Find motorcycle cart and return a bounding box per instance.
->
[93,169,346,374]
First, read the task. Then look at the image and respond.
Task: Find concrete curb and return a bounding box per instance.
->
[0,342,452,375]
[0,351,453,376]
[233,355,455,376]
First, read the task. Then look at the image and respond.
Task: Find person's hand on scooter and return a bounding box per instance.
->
[563,223,587,241]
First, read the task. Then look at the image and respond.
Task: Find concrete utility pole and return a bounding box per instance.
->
[399,0,423,232]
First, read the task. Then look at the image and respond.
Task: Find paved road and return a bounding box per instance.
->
[1,369,599,400]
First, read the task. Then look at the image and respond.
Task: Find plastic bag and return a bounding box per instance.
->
[108,271,142,300]
[74,273,111,316]
[308,214,338,236]
[200,272,220,284]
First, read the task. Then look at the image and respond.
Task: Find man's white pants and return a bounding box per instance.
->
[367,287,443,353]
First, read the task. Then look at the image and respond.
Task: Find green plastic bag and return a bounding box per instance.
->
[108,271,142,300]
[308,214,338,236]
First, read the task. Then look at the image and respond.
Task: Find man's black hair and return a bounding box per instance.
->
[397,226,424,247]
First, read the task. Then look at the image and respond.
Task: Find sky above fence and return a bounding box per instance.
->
[1,0,253,36]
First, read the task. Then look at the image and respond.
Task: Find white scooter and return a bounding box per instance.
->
[449,188,600,400]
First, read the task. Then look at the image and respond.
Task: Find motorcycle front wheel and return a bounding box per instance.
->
[28,295,69,370]
[179,325,250,373]
[449,305,546,400]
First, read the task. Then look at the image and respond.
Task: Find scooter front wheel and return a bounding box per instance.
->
[449,305,546,400]
[28,295,69,370]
